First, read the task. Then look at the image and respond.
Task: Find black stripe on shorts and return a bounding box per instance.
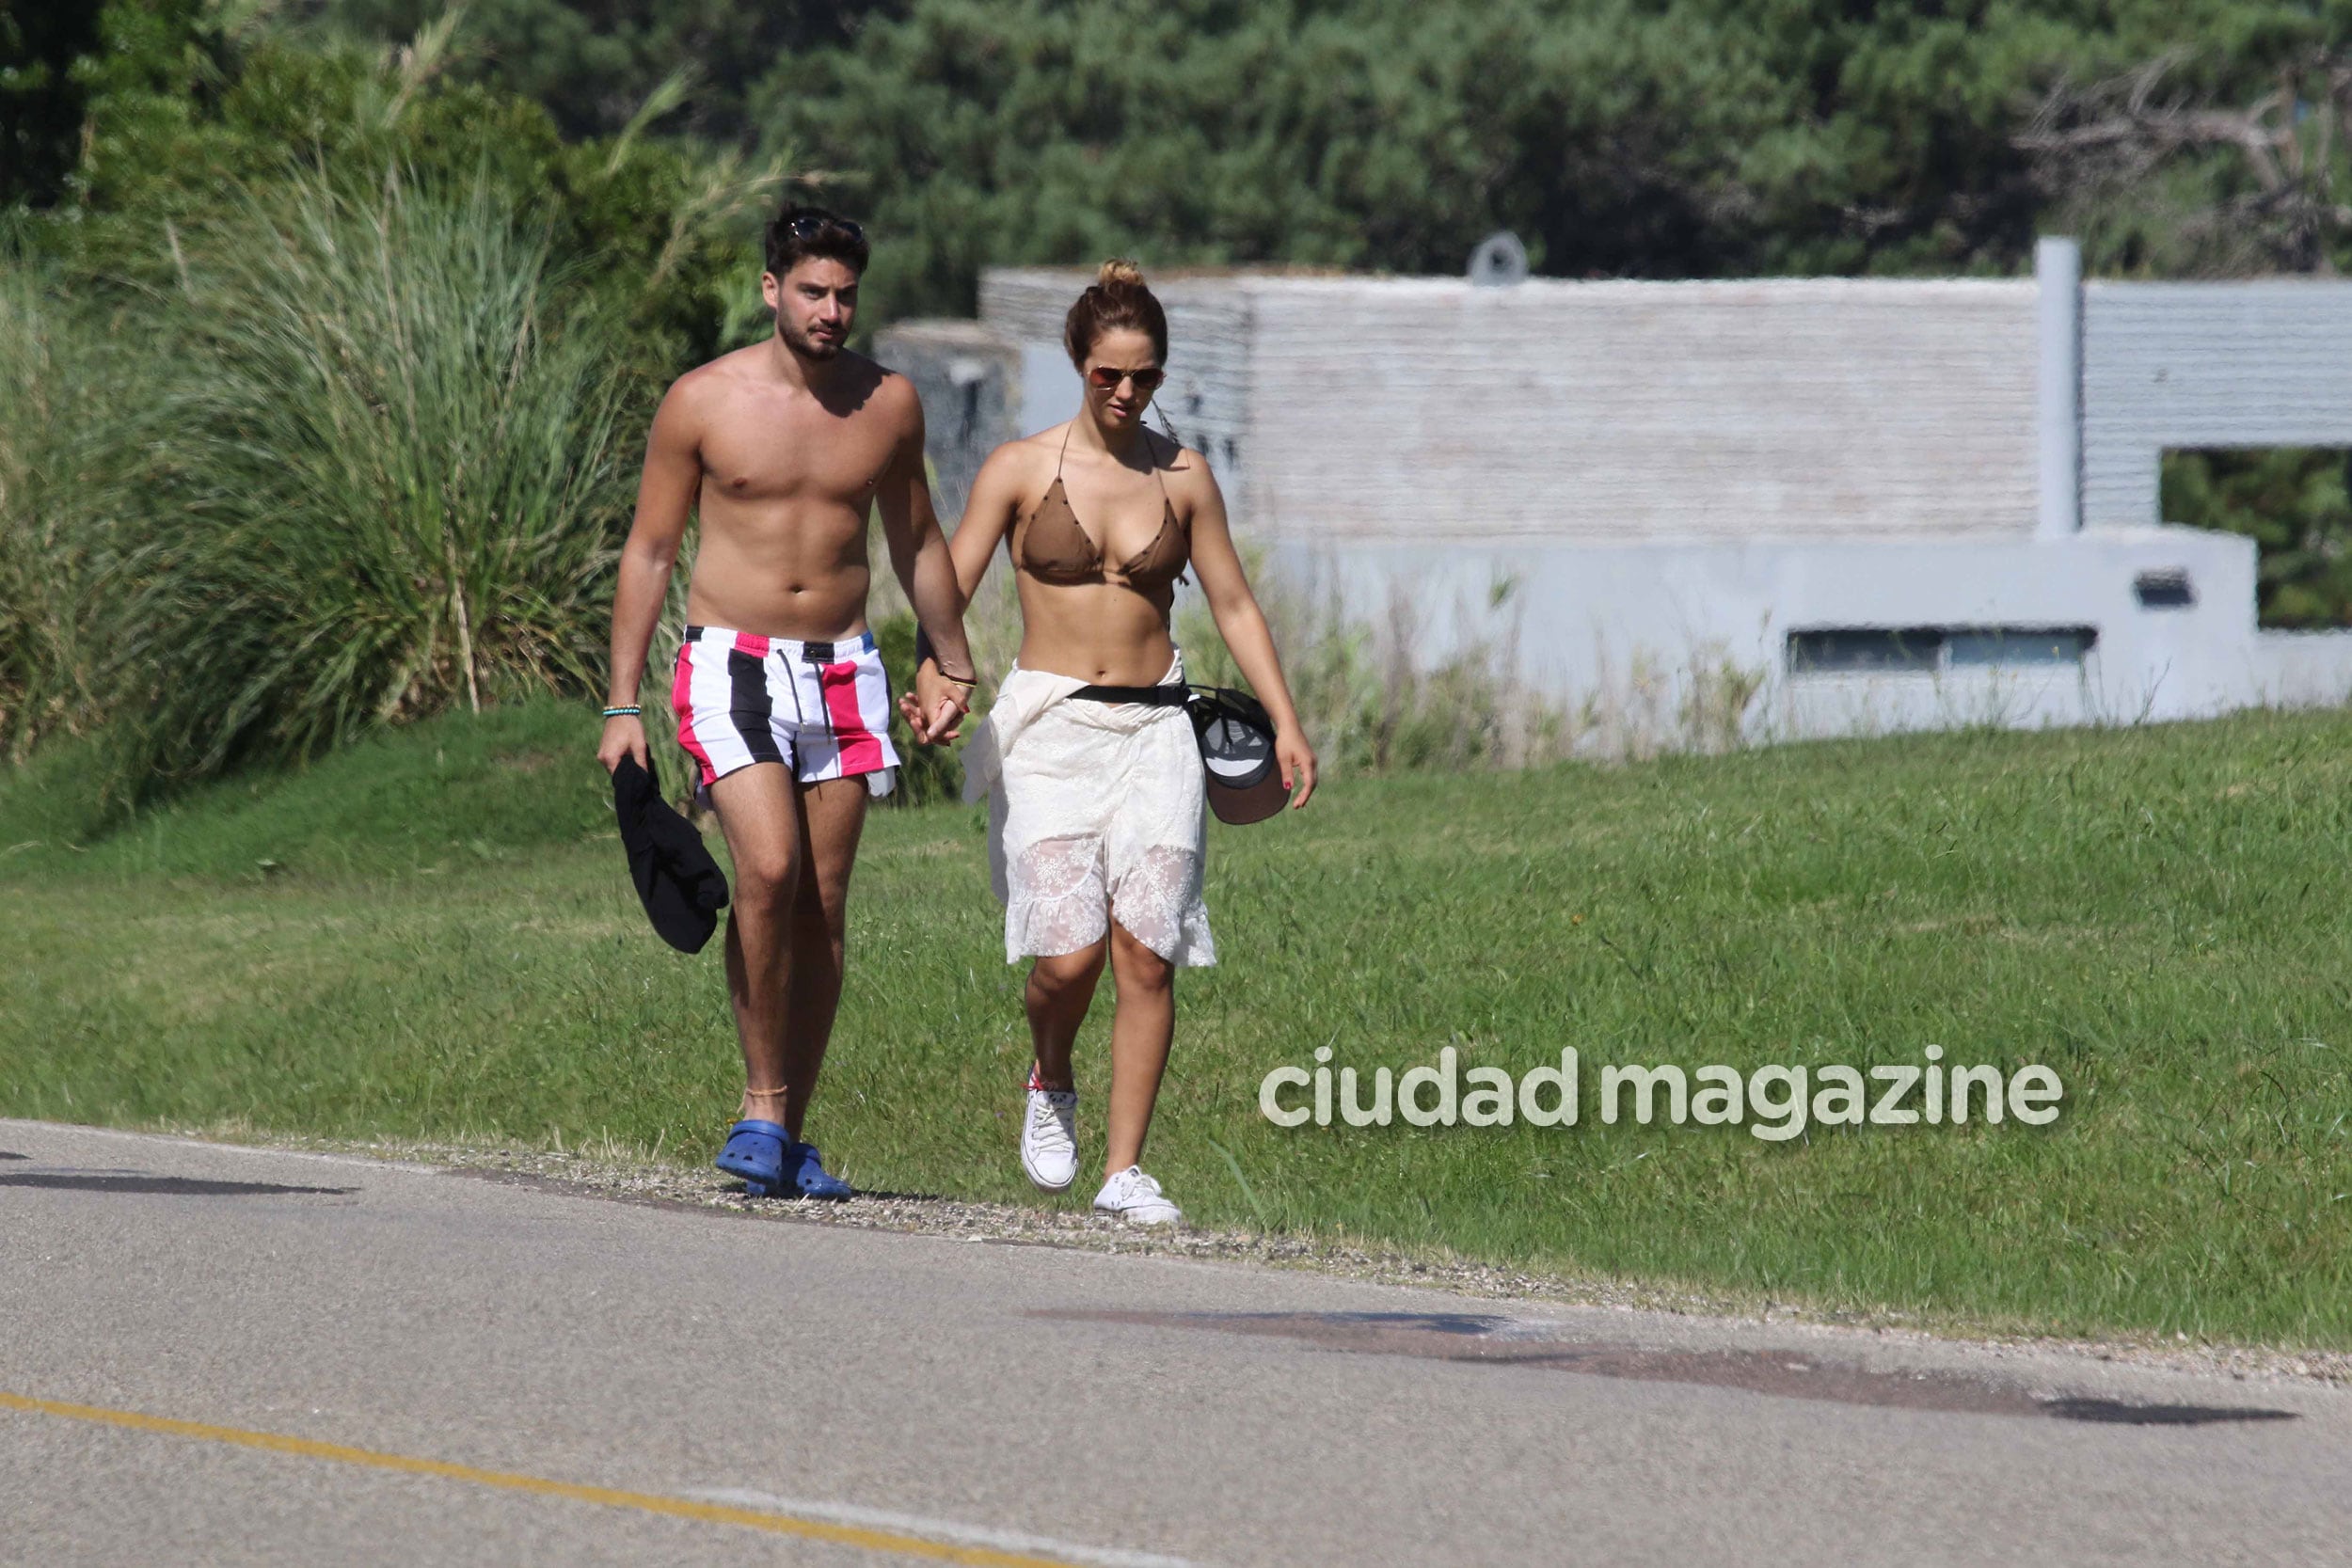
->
[727,648,786,766]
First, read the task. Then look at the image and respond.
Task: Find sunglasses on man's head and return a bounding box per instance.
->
[1086,365,1166,393]
[787,214,864,243]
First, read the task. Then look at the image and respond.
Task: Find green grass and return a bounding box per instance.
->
[6,700,2352,1348]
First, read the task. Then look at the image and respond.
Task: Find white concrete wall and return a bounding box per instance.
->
[873,320,1021,523]
[2083,281,2352,528]
[2255,630,2352,708]
[1241,277,2039,543]
[1269,525,2314,749]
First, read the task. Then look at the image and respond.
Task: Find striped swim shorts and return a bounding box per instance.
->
[670,625,899,800]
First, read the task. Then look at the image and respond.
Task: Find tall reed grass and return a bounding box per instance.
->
[113,171,640,796]
[0,263,143,763]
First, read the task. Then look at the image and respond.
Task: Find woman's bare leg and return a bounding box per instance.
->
[1104,921,1175,1175]
[1025,940,1107,1091]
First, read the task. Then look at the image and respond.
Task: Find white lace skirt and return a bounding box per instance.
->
[963,661,1215,968]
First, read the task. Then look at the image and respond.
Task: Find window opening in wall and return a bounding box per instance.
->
[1946,629,2093,667]
[1787,629,1941,673]
[2161,448,2352,628]
[1788,626,2096,675]
[2134,569,2194,609]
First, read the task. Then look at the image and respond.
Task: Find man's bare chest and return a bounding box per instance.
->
[699,411,896,508]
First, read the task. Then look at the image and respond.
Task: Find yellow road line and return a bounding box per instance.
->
[0,1389,1074,1566]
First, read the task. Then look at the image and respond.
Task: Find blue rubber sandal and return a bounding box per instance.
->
[714,1118,789,1196]
[787,1141,852,1200]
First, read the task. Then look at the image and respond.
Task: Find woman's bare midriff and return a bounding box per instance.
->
[1013,572,1180,684]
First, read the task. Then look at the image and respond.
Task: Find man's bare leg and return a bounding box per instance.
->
[710,764,804,1127]
[776,775,870,1140]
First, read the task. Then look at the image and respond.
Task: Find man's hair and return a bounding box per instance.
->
[764,202,870,278]
[1063,258,1168,367]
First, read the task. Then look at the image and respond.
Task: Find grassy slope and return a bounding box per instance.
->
[4,700,2349,1346]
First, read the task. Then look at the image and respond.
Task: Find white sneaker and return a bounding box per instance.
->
[1020,1083,1079,1192]
[1092,1164,1183,1227]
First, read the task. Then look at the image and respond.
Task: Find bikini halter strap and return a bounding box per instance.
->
[1056,419,1175,510]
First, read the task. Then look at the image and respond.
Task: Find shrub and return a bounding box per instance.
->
[111,170,639,796]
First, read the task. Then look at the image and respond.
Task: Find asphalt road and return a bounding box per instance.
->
[3,1118,2345,1567]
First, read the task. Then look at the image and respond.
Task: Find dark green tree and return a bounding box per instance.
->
[298,0,904,143]
[2021,47,2352,277]
[2164,450,2352,628]
[739,0,2352,324]
[36,2,797,369]
[0,0,108,207]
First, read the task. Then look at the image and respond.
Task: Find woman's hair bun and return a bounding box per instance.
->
[1064,257,1168,366]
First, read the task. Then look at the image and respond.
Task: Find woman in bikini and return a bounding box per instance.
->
[911,260,1317,1225]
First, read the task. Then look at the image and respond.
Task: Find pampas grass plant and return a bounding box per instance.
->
[0,261,144,764]
[113,169,639,796]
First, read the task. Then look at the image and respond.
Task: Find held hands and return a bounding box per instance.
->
[597,712,649,775]
[900,658,973,744]
[1278,725,1319,810]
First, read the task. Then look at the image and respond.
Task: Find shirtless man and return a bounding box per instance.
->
[596,204,977,1198]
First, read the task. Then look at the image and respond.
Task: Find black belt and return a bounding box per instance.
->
[1070,683,1188,706]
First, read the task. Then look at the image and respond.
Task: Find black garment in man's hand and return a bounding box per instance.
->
[610,755,729,954]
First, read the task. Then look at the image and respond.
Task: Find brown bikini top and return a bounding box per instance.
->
[1011,424,1189,591]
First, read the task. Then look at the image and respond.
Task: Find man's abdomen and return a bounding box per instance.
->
[685,508,873,641]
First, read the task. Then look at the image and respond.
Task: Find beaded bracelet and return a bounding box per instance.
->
[601,705,643,719]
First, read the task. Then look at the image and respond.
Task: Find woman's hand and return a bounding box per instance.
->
[900,659,970,744]
[1278,725,1318,810]
[598,713,649,774]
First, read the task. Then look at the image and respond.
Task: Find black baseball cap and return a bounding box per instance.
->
[1191,688,1290,825]
[611,755,730,953]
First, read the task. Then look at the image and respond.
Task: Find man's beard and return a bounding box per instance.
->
[779,317,841,360]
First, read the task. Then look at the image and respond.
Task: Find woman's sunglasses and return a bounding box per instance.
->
[1086,365,1166,393]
